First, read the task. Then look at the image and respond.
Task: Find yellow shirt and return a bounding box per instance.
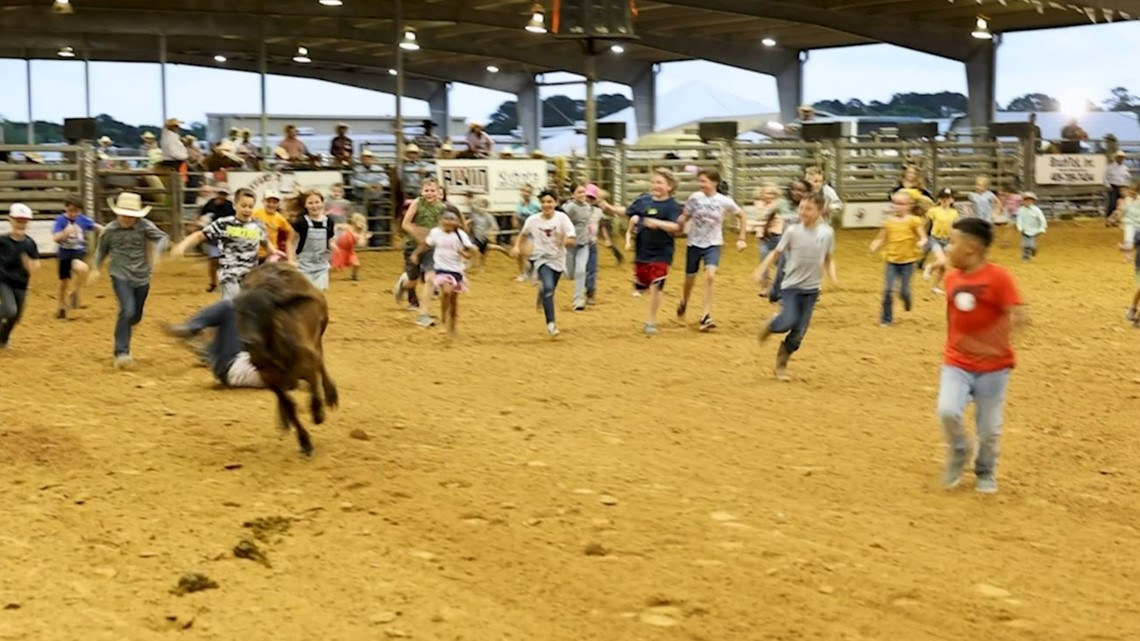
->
[882,215,924,264]
[254,209,294,258]
[927,205,958,240]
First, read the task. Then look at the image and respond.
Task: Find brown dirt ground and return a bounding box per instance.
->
[2,223,1139,641]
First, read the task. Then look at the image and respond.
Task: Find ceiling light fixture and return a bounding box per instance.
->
[610,44,624,53]
[400,27,420,51]
[971,15,993,39]
[57,46,76,58]
[51,0,73,15]
[293,46,311,63]
[214,54,227,62]
[761,37,777,47]
[318,0,343,5]
[487,65,500,73]
[525,3,547,33]
[388,68,398,76]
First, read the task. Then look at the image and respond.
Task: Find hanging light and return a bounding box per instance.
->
[388,68,398,76]
[214,54,227,62]
[525,3,547,33]
[57,46,76,58]
[761,37,777,47]
[51,0,73,15]
[400,27,420,51]
[610,44,624,54]
[318,0,343,5]
[971,16,993,39]
[486,65,500,73]
[293,46,311,63]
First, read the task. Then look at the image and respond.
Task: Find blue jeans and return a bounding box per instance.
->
[767,253,788,303]
[768,288,819,355]
[881,262,915,325]
[1021,233,1038,260]
[111,277,150,356]
[186,299,243,383]
[536,264,562,324]
[0,282,27,344]
[586,243,598,297]
[565,244,590,306]
[936,366,1011,478]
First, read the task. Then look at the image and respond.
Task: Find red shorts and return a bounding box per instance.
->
[634,261,669,290]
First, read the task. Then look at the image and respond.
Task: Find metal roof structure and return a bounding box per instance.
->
[0,0,1129,100]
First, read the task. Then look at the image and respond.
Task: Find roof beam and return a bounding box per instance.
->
[652,0,983,61]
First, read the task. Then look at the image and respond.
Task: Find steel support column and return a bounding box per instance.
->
[428,83,451,142]
[631,64,656,138]
[965,38,998,134]
[776,53,804,126]
[25,57,33,144]
[517,76,541,153]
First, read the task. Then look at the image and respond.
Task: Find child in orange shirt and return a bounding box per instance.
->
[937,218,1026,494]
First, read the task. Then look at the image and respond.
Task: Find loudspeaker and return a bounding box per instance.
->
[897,122,938,139]
[801,121,843,142]
[698,121,738,142]
[988,121,1035,138]
[556,0,636,39]
[1060,140,1082,154]
[63,117,96,142]
[596,121,626,141]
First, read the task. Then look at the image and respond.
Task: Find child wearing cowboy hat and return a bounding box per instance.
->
[93,192,169,369]
[0,204,42,350]
[1015,192,1047,262]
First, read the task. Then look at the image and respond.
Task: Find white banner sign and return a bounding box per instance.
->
[841,202,895,229]
[1034,154,1106,185]
[227,171,344,207]
[436,159,547,213]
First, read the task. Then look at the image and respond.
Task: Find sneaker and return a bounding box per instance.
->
[113,354,134,370]
[699,315,716,332]
[922,265,933,281]
[393,273,408,303]
[644,323,658,337]
[774,366,791,382]
[415,314,436,328]
[546,322,560,337]
[942,447,969,490]
[515,274,528,283]
[56,309,67,320]
[1126,308,1138,322]
[573,304,586,312]
[975,475,999,494]
[676,300,687,319]
[586,297,597,306]
[932,287,945,295]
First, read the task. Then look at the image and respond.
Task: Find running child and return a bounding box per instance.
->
[197,183,234,293]
[412,211,474,337]
[870,190,927,326]
[174,188,278,299]
[754,193,837,381]
[561,184,595,311]
[1124,222,1140,326]
[512,184,541,280]
[924,187,959,294]
[677,169,747,331]
[604,169,683,336]
[995,184,1021,249]
[753,184,788,296]
[592,187,624,267]
[396,177,446,326]
[967,176,998,224]
[583,184,607,305]
[51,194,103,319]
[331,213,371,280]
[0,204,42,350]
[805,166,843,216]
[93,192,169,369]
[292,189,334,290]
[937,218,1026,494]
[466,195,507,271]
[253,190,296,264]
[325,183,352,229]
[1114,183,1139,254]
[1015,192,1047,262]
[510,189,576,337]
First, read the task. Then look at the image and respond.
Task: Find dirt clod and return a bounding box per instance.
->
[242,516,292,542]
[233,538,271,567]
[170,573,219,596]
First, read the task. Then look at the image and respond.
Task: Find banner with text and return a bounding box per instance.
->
[1034,154,1106,185]
[436,159,547,213]
[227,171,345,207]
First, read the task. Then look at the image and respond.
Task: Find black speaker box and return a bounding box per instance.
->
[801,121,843,142]
[596,121,626,141]
[556,0,636,39]
[698,121,738,142]
[897,122,938,139]
[63,117,96,142]
[988,121,1035,138]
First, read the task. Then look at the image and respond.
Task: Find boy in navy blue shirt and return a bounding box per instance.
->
[51,194,103,319]
[1,204,42,349]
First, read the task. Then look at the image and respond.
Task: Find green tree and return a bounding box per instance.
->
[1004,93,1060,112]
[1103,86,1139,114]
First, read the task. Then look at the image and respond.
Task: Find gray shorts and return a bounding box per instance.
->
[404,247,435,280]
[220,281,242,300]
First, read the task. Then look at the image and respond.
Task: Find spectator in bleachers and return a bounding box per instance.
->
[17,153,48,181]
[414,120,442,159]
[159,118,188,170]
[1107,151,1132,218]
[279,125,309,161]
[238,129,259,168]
[465,123,494,158]
[354,150,391,247]
[139,131,160,167]
[98,136,115,159]
[330,123,354,166]
[402,144,431,199]
[1061,119,1088,148]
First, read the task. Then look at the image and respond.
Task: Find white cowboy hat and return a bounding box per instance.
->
[9,203,33,220]
[440,140,453,151]
[404,143,421,155]
[24,152,44,163]
[215,140,242,162]
[98,135,113,145]
[166,117,183,127]
[360,149,374,157]
[1022,191,1038,201]
[110,192,151,218]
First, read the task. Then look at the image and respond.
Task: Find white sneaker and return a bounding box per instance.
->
[546,323,560,337]
[113,354,133,370]
[514,274,527,283]
[922,265,933,281]
[392,273,408,303]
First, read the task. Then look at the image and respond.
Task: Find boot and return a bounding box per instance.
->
[775,344,792,382]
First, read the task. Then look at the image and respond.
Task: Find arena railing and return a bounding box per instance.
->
[0,144,90,255]
[93,166,185,242]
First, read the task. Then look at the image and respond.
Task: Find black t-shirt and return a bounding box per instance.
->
[0,234,41,290]
[627,194,682,264]
[200,199,236,223]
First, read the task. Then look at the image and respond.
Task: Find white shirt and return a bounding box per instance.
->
[160,128,188,162]
[522,211,576,272]
[426,227,474,274]
[684,191,741,247]
[1107,161,1132,187]
[227,352,264,388]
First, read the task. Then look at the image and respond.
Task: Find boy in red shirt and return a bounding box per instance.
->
[938,218,1027,494]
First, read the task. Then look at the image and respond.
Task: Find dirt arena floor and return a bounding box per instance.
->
[2,222,1139,641]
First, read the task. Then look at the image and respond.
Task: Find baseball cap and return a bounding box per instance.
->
[9,203,33,219]
[214,183,231,194]
[938,187,953,198]
[585,184,600,199]
[263,190,281,201]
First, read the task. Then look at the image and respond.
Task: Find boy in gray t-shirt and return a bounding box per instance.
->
[754,194,837,382]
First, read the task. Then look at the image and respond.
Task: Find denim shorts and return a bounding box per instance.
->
[685,245,722,276]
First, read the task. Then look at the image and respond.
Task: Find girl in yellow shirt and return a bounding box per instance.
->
[870,190,928,326]
[924,188,959,294]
